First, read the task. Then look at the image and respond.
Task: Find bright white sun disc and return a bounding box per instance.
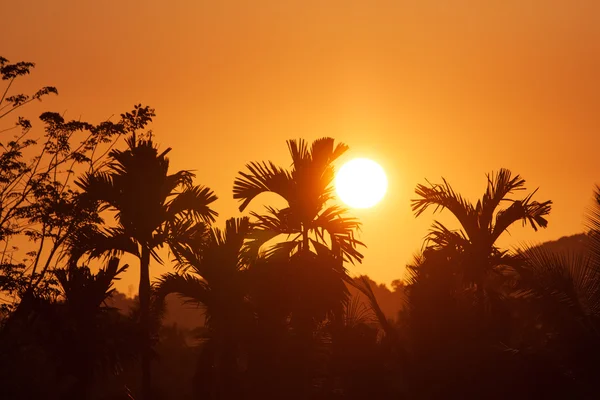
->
[335,158,388,208]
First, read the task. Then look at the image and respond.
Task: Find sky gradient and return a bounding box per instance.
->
[4,0,600,292]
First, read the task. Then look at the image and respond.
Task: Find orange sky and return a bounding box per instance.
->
[4,0,600,293]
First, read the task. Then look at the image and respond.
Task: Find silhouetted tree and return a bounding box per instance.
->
[511,185,600,396]
[0,258,137,400]
[233,138,364,323]
[411,168,552,303]
[233,137,363,262]
[0,56,140,312]
[403,170,555,399]
[53,257,136,399]
[72,131,218,400]
[156,217,253,400]
[233,138,366,398]
[325,296,396,399]
[0,56,57,122]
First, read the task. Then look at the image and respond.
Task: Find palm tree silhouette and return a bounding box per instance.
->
[53,258,135,399]
[155,217,252,399]
[233,138,366,397]
[233,137,363,263]
[411,168,552,293]
[512,185,600,396]
[72,133,218,400]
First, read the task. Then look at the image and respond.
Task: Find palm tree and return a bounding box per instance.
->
[233,137,363,263]
[53,258,136,399]
[0,258,140,400]
[327,295,401,399]
[233,138,365,398]
[72,133,218,400]
[411,168,552,293]
[155,217,252,400]
[512,185,600,396]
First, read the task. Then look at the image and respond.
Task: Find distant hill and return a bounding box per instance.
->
[532,232,589,255]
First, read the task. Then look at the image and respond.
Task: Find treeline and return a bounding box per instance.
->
[1,57,600,400]
[107,275,404,332]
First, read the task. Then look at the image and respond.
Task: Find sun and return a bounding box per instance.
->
[335,158,388,209]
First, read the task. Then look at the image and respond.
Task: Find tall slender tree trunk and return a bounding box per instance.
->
[302,227,309,253]
[139,246,152,400]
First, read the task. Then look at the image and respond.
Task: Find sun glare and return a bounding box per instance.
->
[335,158,388,209]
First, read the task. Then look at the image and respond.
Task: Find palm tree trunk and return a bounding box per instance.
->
[302,227,309,253]
[139,246,152,400]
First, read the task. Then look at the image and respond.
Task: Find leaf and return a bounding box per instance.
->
[412,177,478,240]
[154,272,211,311]
[233,161,293,212]
[166,185,218,224]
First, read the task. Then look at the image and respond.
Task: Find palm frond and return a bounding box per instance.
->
[88,227,140,258]
[75,171,117,211]
[478,169,526,229]
[332,235,365,265]
[110,135,168,180]
[191,217,252,275]
[262,240,302,260]
[412,178,478,240]
[55,257,129,308]
[93,257,129,300]
[491,195,552,242]
[351,276,397,342]
[312,205,365,263]
[423,220,470,251]
[166,184,218,223]
[287,138,311,169]
[168,218,253,290]
[233,161,293,212]
[584,185,600,264]
[220,217,253,266]
[68,226,139,266]
[404,253,425,288]
[520,245,600,319]
[310,137,348,166]
[154,272,211,311]
[250,206,300,234]
[244,226,291,261]
[314,205,360,230]
[308,138,348,188]
[163,219,210,257]
[223,216,251,245]
[344,295,377,327]
[163,169,195,194]
[243,207,301,259]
